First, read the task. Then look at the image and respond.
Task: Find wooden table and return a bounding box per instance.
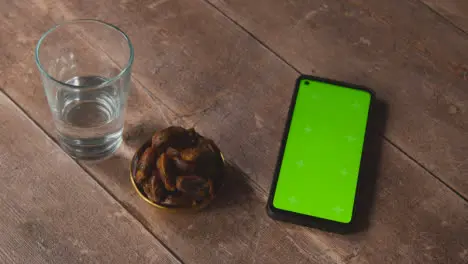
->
[1,0,467,263]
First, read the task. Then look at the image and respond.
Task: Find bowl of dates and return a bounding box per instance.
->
[130,126,225,211]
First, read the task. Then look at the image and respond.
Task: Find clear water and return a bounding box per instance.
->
[54,76,125,160]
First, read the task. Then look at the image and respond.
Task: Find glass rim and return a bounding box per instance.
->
[35,19,134,91]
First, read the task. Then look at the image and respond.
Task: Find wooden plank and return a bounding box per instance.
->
[1,0,467,263]
[421,0,468,32]
[205,0,468,198]
[0,92,180,264]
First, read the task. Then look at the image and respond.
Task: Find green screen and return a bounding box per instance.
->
[273,79,371,223]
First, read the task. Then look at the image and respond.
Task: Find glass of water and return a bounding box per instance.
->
[35,19,134,160]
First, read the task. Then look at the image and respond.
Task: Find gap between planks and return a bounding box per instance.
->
[0,89,186,264]
[417,0,468,37]
[199,0,468,202]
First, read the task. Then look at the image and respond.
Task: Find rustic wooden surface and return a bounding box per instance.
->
[207,0,468,197]
[422,0,468,32]
[0,92,180,264]
[0,0,467,263]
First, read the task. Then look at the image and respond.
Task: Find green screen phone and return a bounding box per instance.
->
[267,75,374,232]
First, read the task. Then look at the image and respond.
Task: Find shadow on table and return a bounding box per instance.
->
[350,99,388,233]
[208,162,256,211]
[123,121,165,149]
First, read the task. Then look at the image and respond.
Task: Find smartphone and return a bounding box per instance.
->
[267,75,374,232]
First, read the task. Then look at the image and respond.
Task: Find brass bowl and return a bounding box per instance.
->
[130,139,225,212]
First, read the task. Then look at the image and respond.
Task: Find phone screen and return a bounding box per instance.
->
[272,78,372,224]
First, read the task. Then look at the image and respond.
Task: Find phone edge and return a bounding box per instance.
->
[266,74,376,234]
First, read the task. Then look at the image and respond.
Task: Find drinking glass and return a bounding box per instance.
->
[35,19,134,160]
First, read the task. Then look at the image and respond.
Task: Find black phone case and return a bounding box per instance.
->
[266,75,376,234]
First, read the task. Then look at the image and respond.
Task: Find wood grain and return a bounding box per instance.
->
[0,92,180,264]
[206,0,468,198]
[421,0,468,32]
[0,0,467,263]
[85,130,468,264]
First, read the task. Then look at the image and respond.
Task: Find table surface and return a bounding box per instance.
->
[0,0,467,263]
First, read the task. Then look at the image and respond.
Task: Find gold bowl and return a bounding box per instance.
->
[130,139,225,212]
